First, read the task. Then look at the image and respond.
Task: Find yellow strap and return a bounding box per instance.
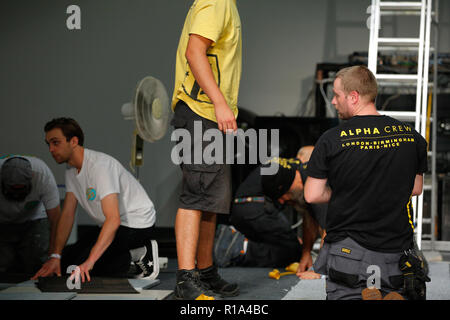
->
[406,196,415,232]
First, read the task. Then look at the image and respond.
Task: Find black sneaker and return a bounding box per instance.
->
[198,265,240,297]
[174,269,217,300]
[134,240,159,280]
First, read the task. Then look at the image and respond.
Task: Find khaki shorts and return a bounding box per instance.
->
[171,101,232,214]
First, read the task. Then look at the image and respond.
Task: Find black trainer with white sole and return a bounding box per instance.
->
[134,240,160,280]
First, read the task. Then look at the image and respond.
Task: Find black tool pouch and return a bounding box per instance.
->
[399,249,431,300]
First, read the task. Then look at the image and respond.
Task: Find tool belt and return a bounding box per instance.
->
[399,248,431,300]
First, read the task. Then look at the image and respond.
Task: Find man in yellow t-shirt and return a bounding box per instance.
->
[171,0,242,300]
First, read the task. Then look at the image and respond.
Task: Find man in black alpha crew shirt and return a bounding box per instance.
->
[304,65,428,300]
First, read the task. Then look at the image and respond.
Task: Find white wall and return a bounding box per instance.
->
[1,0,449,226]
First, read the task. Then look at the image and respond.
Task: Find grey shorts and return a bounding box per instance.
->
[171,101,232,214]
[313,237,405,300]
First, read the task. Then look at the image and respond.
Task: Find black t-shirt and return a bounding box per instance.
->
[235,163,327,229]
[307,115,428,252]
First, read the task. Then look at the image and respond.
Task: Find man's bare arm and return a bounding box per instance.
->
[304,177,332,204]
[185,33,237,133]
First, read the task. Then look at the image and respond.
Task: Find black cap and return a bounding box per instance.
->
[1,157,33,201]
[261,157,300,201]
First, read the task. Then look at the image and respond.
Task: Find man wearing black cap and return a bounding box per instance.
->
[0,155,61,275]
[221,148,325,276]
[260,156,327,276]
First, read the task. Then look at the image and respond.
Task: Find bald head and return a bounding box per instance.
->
[297,145,314,163]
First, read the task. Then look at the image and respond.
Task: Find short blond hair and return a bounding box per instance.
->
[336,66,378,102]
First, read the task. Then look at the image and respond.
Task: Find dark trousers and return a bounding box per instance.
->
[61,225,154,277]
[0,218,50,275]
[230,201,302,267]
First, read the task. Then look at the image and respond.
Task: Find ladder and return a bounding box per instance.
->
[367,0,434,249]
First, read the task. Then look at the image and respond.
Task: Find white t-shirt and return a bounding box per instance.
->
[65,149,155,229]
[0,155,60,224]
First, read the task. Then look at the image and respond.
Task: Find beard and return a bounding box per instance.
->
[337,110,347,120]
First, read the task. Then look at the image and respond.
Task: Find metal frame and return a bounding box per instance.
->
[367,0,445,250]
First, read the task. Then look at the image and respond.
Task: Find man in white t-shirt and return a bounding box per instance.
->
[0,155,60,275]
[33,118,158,282]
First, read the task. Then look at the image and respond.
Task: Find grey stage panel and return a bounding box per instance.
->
[37,276,139,293]
[0,280,36,292]
[14,280,36,287]
[128,279,160,291]
[72,290,173,300]
[0,278,169,300]
[282,277,326,300]
[0,283,14,290]
[427,261,450,300]
[0,292,76,300]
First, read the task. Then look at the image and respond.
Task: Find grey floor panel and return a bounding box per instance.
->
[128,278,160,291]
[1,258,448,300]
[0,284,14,291]
[282,278,326,300]
[72,290,172,300]
[0,292,76,300]
[427,261,450,300]
[0,278,170,300]
[14,280,36,287]
[157,261,301,300]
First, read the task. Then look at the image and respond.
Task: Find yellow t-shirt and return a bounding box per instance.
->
[171,0,242,123]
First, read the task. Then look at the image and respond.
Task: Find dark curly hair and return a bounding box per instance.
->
[44,117,85,147]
